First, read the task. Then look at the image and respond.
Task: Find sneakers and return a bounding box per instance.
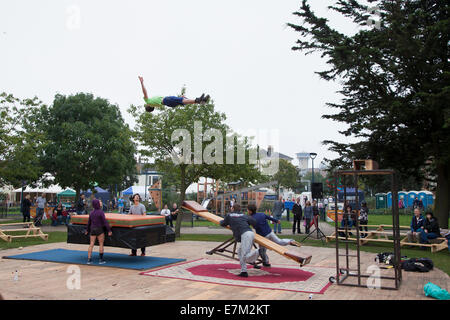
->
[262,262,271,267]
[195,94,210,104]
[251,263,261,269]
[99,259,106,265]
[238,272,248,277]
[129,253,137,256]
[195,94,205,103]
[87,259,92,265]
[141,253,146,257]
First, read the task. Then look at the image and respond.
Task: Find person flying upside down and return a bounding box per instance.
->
[247,204,302,267]
[138,76,210,112]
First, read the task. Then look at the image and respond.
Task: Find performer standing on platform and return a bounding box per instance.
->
[129,194,147,256]
[247,204,301,267]
[220,204,259,277]
[85,199,112,264]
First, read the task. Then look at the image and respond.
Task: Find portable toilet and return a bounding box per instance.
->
[375,193,387,209]
[426,192,434,208]
[407,191,418,207]
[418,191,428,208]
[398,191,407,208]
[387,192,392,208]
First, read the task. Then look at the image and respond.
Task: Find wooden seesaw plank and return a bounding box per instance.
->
[182,200,312,266]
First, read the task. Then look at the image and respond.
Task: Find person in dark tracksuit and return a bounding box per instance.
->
[292,198,303,234]
[247,204,301,267]
[220,204,259,277]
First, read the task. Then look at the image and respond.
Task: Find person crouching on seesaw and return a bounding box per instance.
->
[247,204,301,267]
[85,199,112,265]
[220,203,260,278]
[138,76,210,113]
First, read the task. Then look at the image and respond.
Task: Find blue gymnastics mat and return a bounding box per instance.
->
[3,248,185,270]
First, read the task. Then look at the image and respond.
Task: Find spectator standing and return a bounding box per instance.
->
[161,204,172,227]
[129,194,147,256]
[34,193,46,227]
[358,201,369,238]
[171,203,180,225]
[304,201,313,234]
[292,197,303,234]
[312,200,320,230]
[272,196,284,234]
[118,197,124,214]
[76,194,86,215]
[21,194,32,223]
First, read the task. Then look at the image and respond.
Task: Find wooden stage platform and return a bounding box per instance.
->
[0,241,448,300]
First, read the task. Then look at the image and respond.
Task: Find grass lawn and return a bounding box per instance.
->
[0,232,67,251]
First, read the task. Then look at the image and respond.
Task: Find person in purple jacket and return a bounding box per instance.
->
[84,199,112,265]
[247,204,301,267]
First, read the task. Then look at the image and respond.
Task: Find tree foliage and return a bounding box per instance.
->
[129,94,265,236]
[39,93,138,199]
[0,93,46,188]
[288,0,450,226]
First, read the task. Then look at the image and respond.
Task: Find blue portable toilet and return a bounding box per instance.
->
[418,191,428,208]
[426,192,434,208]
[407,191,418,207]
[387,192,392,208]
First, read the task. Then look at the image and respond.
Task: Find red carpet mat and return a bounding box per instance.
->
[140,259,334,294]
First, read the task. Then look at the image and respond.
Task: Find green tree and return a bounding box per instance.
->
[272,159,299,195]
[0,93,46,188]
[40,93,138,200]
[129,95,265,236]
[288,0,450,227]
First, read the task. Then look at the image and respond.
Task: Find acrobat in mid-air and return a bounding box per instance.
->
[138,76,210,113]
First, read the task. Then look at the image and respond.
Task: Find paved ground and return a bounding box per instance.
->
[0,241,448,300]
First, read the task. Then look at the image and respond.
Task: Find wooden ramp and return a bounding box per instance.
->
[182,200,311,266]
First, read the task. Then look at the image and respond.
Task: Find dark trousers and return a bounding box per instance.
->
[131,248,146,255]
[359,220,368,237]
[165,216,173,227]
[305,218,311,233]
[23,209,30,222]
[292,215,302,233]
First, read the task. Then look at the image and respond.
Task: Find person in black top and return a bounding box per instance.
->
[76,194,86,215]
[171,203,180,224]
[420,211,441,245]
[21,194,32,223]
[292,198,303,234]
[220,204,259,277]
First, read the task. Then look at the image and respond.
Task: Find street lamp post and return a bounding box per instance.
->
[309,153,317,192]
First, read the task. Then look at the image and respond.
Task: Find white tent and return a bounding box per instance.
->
[13,185,64,194]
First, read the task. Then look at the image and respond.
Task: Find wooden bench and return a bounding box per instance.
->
[0,222,49,243]
[326,224,448,253]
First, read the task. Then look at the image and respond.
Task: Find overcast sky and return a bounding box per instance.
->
[0,0,366,167]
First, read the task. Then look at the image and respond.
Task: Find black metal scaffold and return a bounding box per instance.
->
[329,161,402,290]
